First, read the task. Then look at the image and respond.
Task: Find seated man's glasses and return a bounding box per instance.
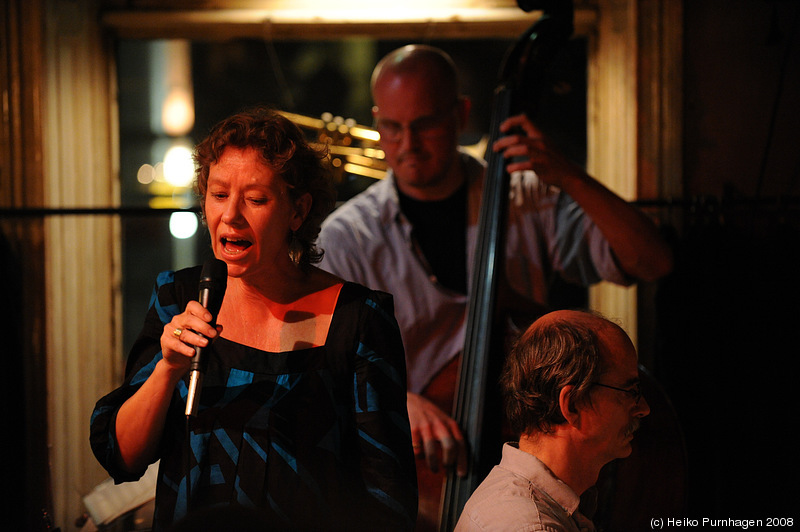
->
[592,382,643,406]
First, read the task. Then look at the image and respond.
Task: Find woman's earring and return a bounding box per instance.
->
[288,230,303,266]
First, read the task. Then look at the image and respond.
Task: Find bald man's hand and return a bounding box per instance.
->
[407,391,468,477]
[492,113,585,190]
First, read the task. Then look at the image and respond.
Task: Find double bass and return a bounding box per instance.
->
[408,2,575,529]
[435,2,575,529]
[428,1,688,530]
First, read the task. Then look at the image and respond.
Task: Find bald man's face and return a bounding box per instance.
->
[372,71,466,200]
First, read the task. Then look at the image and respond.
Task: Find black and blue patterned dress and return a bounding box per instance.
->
[90,266,418,531]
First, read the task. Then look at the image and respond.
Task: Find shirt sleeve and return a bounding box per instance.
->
[351,289,419,530]
[318,213,368,284]
[552,192,633,287]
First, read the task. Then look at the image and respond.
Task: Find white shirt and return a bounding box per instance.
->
[455,443,595,532]
[318,151,630,392]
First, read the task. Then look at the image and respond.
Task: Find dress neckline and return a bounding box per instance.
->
[216,282,347,354]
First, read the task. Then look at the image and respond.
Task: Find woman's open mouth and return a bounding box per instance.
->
[221,237,252,254]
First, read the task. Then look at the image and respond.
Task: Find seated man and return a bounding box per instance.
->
[455,310,650,531]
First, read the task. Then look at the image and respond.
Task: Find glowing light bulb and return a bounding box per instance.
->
[163,145,195,188]
[162,86,195,136]
[169,211,199,239]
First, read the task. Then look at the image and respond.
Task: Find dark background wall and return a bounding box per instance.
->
[654,0,799,520]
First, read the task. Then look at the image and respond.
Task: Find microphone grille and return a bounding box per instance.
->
[199,258,227,318]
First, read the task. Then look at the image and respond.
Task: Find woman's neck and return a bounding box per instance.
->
[216,267,343,352]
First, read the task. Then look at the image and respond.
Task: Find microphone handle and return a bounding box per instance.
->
[185,360,204,417]
[185,286,211,417]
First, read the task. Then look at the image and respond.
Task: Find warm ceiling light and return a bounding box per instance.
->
[162,86,195,136]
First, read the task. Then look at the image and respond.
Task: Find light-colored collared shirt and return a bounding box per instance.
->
[318,151,630,392]
[454,443,595,532]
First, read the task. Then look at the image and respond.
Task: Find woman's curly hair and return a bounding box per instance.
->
[500,317,607,436]
[194,106,336,270]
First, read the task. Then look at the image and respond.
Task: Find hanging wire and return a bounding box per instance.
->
[755,3,799,199]
[261,18,296,111]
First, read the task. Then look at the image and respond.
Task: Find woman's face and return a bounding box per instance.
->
[204,146,308,280]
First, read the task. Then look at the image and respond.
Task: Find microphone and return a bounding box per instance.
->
[185,258,227,417]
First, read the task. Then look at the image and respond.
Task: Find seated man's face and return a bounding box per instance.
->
[578,325,650,464]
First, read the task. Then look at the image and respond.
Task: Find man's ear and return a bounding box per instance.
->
[559,385,581,427]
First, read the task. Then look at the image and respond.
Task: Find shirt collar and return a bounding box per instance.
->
[501,442,583,516]
[382,149,485,223]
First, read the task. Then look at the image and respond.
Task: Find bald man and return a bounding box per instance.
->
[455,310,650,531]
[317,45,671,529]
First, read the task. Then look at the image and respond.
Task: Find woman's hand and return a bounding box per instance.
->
[160,300,221,375]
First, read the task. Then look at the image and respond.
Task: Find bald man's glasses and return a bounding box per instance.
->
[375,104,457,143]
[592,382,643,406]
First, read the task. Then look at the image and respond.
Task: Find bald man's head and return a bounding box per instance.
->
[371,45,459,103]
